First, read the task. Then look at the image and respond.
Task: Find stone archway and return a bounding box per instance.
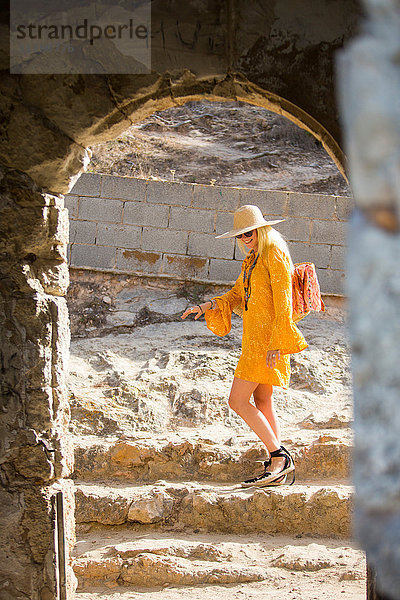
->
[0,76,346,599]
[2,71,347,196]
[78,72,349,181]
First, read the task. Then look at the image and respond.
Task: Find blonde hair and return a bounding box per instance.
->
[238,226,294,272]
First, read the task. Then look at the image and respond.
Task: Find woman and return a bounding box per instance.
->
[181,205,308,486]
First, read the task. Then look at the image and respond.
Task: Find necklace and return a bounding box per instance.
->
[243,250,259,311]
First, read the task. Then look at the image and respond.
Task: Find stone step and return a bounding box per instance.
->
[73,531,365,593]
[73,436,352,484]
[75,480,352,538]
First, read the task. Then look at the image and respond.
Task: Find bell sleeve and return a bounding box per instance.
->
[205,271,243,337]
[267,247,308,355]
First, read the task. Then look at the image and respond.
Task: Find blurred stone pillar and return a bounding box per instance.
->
[0,167,76,599]
[337,1,400,599]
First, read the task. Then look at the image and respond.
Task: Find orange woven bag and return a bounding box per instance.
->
[292,262,325,322]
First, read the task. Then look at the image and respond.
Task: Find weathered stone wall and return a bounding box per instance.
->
[0,167,76,599]
[66,174,352,295]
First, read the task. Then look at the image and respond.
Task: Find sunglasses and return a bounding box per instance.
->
[235,230,254,240]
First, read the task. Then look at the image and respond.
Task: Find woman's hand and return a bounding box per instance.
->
[181,302,210,320]
[266,350,281,368]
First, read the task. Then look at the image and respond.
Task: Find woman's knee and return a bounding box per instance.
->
[228,394,245,414]
[253,391,270,408]
[228,378,257,414]
[253,385,273,409]
[253,395,267,411]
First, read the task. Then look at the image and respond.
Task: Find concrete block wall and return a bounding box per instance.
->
[66,174,353,295]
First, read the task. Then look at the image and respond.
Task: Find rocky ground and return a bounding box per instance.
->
[87,100,351,196]
[67,270,365,599]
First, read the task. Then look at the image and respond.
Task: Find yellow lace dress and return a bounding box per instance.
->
[205,246,308,389]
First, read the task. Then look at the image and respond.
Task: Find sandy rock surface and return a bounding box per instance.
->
[68,274,352,442]
[74,532,365,600]
[75,480,352,537]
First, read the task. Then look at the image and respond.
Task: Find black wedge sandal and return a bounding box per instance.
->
[241,472,287,488]
[241,446,295,488]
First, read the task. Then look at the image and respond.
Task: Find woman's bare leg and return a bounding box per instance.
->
[253,383,281,445]
[228,377,280,452]
[228,378,285,474]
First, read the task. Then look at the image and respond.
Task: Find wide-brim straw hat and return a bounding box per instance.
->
[216,204,285,239]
